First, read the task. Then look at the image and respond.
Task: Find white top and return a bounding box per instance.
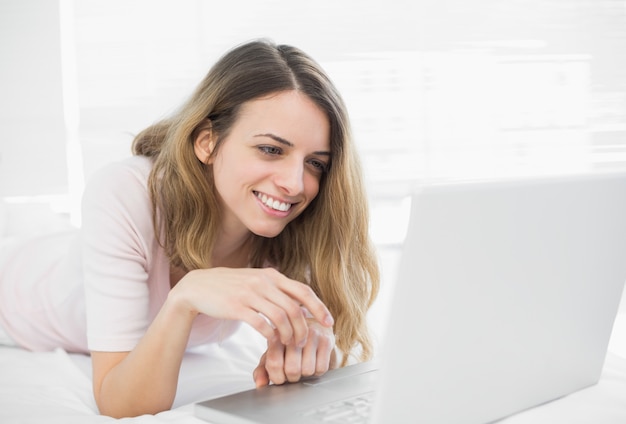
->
[0,155,240,353]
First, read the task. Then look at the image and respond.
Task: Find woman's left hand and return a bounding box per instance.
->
[253,318,336,387]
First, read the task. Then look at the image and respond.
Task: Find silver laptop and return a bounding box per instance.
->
[195,172,626,424]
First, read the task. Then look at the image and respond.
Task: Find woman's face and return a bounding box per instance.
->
[196,90,331,238]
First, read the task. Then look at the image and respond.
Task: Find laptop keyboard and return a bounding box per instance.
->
[299,392,375,423]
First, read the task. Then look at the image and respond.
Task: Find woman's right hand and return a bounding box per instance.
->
[168,267,334,347]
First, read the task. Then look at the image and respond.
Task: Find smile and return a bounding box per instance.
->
[254,191,293,212]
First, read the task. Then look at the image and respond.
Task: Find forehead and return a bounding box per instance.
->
[233,91,331,149]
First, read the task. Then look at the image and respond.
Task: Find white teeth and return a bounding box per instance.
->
[256,192,292,212]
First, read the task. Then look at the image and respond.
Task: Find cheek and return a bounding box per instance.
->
[213,154,259,189]
[211,159,242,202]
[303,174,322,202]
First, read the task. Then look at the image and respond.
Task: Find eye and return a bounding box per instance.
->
[308,158,329,173]
[258,145,282,156]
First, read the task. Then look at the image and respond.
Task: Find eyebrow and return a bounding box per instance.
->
[254,133,331,156]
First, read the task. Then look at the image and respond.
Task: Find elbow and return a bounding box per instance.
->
[95,396,174,418]
[94,382,174,418]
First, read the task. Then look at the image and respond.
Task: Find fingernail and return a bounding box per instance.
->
[325,314,334,326]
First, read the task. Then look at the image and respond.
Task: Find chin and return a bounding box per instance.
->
[249,225,286,239]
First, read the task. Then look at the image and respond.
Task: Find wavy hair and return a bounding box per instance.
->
[132,39,380,365]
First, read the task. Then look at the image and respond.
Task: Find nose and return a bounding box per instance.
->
[274,158,305,196]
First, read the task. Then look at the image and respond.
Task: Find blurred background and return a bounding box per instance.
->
[1,0,626,337]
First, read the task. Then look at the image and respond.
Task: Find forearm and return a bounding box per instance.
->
[94,294,196,417]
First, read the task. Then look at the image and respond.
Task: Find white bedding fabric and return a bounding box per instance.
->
[1,314,625,424]
[0,322,267,424]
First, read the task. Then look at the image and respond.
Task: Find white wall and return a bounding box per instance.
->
[0,0,69,196]
[3,1,625,207]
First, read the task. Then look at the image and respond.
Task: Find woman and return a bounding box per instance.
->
[0,39,379,417]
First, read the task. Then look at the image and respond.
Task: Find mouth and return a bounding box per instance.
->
[254,191,294,212]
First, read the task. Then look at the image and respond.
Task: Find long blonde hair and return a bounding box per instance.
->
[132,39,379,365]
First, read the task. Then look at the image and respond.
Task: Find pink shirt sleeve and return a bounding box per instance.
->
[81,156,157,352]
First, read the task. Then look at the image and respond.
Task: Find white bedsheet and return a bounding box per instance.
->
[2,314,625,424]
[0,322,267,424]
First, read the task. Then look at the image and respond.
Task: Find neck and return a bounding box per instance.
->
[169,225,253,289]
[212,230,253,268]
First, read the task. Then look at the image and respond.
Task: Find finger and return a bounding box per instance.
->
[300,335,318,377]
[251,284,311,346]
[272,271,334,328]
[314,332,333,376]
[264,335,287,385]
[250,296,296,345]
[329,348,338,370]
[300,323,334,377]
[283,343,304,383]
[240,309,279,342]
[253,353,270,388]
[253,366,270,388]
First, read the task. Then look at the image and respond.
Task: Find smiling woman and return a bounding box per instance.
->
[0,39,380,418]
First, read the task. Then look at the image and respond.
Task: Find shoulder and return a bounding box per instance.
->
[80,156,160,273]
[85,156,153,193]
[82,156,153,207]
[81,155,155,233]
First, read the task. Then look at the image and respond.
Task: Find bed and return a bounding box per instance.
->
[1,202,626,423]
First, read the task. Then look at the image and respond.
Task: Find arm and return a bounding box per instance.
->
[92,267,334,418]
[92,296,193,417]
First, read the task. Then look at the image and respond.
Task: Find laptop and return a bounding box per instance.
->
[195,172,626,424]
